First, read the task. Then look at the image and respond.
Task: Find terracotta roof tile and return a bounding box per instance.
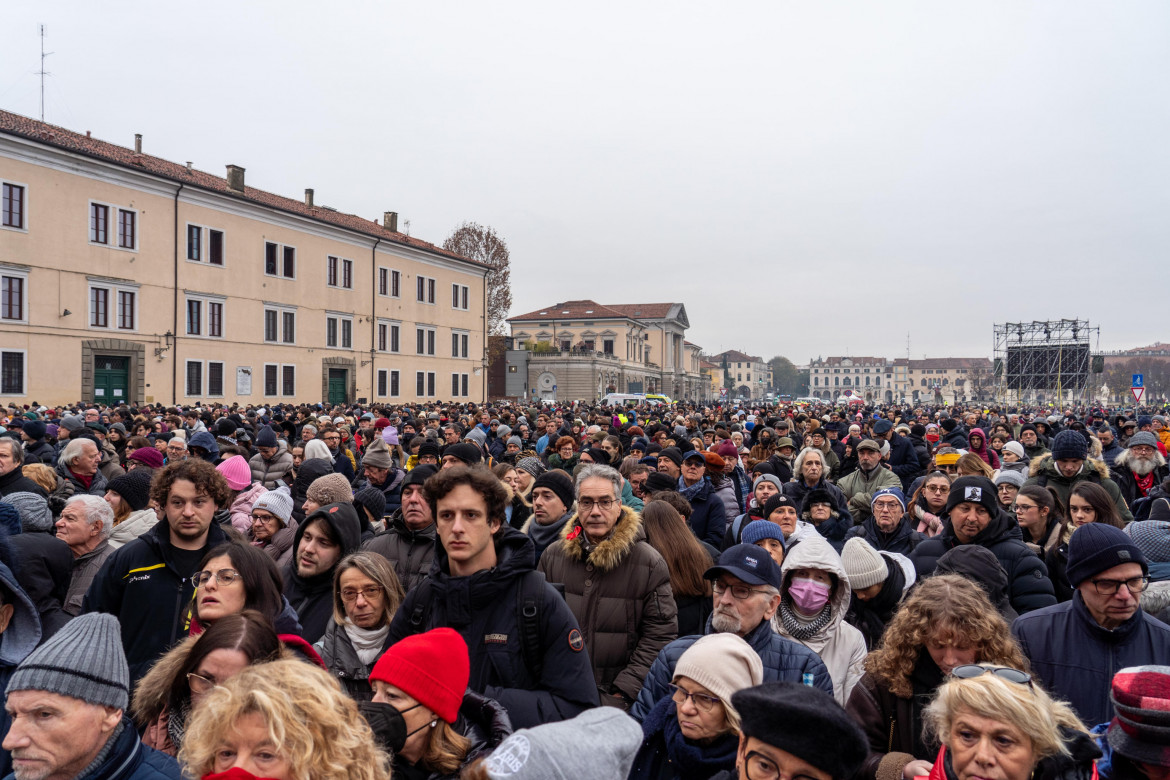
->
[0,109,484,269]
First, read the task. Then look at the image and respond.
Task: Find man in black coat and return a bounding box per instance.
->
[83,459,231,683]
[0,439,48,498]
[386,464,598,729]
[873,419,923,492]
[909,476,1056,615]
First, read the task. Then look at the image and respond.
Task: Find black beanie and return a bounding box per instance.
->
[403,464,437,490]
[940,418,958,432]
[107,469,153,512]
[417,440,441,460]
[1051,429,1089,461]
[763,493,798,519]
[443,442,482,465]
[255,425,278,448]
[645,471,677,493]
[582,447,610,467]
[532,471,575,509]
[944,476,1000,518]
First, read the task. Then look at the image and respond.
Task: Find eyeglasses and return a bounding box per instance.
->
[743,750,822,780]
[1012,503,1037,513]
[193,568,241,587]
[712,580,769,600]
[1089,576,1149,596]
[323,435,341,442]
[924,485,949,494]
[951,664,1033,688]
[341,585,384,603]
[668,683,722,713]
[577,497,616,512]
[250,512,277,524]
[872,500,903,512]
[186,672,218,695]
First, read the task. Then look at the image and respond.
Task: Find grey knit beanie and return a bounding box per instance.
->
[6,491,53,532]
[516,457,546,478]
[7,612,128,710]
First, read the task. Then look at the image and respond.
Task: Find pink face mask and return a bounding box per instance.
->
[788,576,831,613]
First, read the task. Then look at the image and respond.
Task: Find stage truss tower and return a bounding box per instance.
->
[993,319,1099,404]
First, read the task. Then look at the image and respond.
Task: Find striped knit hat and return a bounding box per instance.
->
[7,613,128,710]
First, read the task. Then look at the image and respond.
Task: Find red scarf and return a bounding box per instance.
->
[1135,470,1156,497]
[69,470,94,489]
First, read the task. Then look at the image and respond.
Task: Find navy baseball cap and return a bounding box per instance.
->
[704,543,783,589]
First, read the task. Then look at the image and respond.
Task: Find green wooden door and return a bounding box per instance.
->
[327,368,347,405]
[94,355,129,405]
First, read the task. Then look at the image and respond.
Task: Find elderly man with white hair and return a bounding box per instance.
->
[54,437,109,498]
[56,494,114,615]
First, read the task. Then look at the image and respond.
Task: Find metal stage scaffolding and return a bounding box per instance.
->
[993,319,1099,404]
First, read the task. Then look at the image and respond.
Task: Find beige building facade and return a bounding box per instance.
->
[0,110,487,407]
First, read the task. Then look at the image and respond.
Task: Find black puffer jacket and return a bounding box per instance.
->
[361,510,436,593]
[386,527,600,729]
[909,507,1056,615]
[290,459,333,524]
[6,531,71,642]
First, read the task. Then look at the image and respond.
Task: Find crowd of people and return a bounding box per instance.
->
[0,397,1169,780]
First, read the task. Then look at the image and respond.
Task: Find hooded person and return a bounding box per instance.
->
[282,502,362,643]
[966,428,1001,469]
[839,537,916,651]
[934,544,1019,623]
[0,536,42,778]
[770,533,868,705]
[185,430,219,463]
[910,476,1057,615]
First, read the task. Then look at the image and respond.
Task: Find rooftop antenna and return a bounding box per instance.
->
[37,24,53,122]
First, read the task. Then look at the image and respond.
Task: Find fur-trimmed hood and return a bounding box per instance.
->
[1028,453,1111,480]
[557,504,643,572]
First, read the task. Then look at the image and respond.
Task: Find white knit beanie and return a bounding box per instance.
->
[673,633,763,716]
[841,537,888,590]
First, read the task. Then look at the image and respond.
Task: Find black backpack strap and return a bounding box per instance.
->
[516,571,545,684]
[407,579,432,634]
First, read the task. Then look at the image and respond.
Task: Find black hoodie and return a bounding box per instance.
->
[283,502,362,643]
[387,526,599,729]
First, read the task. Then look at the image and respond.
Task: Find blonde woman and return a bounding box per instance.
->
[179,658,390,780]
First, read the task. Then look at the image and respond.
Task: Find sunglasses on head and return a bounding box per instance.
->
[950,664,1033,688]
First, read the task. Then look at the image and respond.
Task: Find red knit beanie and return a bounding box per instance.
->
[369,628,469,723]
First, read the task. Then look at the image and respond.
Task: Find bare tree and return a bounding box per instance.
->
[443,222,513,340]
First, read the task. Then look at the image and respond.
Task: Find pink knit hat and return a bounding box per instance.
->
[216,455,252,491]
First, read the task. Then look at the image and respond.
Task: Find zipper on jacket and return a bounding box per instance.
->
[171,577,187,645]
[889,718,896,753]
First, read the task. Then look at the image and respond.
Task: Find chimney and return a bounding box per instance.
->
[134,133,142,153]
[383,211,398,232]
[305,188,314,207]
[226,164,245,192]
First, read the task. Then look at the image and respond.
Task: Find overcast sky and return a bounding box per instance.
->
[3,2,1166,363]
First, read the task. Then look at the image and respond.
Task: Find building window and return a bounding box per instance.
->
[264,310,278,342]
[264,364,278,396]
[117,209,136,249]
[326,315,352,349]
[377,369,388,397]
[90,203,109,244]
[1,273,26,322]
[428,372,435,397]
[264,242,296,279]
[603,339,614,355]
[378,323,388,352]
[452,333,460,358]
[416,371,425,396]
[391,270,400,297]
[186,299,201,335]
[2,183,25,229]
[186,295,225,338]
[207,361,224,397]
[461,374,468,397]
[282,311,295,343]
[117,290,135,330]
[186,360,203,396]
[1,351,26,395]
[389,369,399,397]
[208,301,223,338]
[282,365,295,396]
[379,268,388,296]
[187,225,201,260]
[417,277,437,304]
[452,373,460,397]
[416,327,435,356]
[209,230,224,265]
[452,284,469,310]
[328,256,353,288]
[91,287,110,328]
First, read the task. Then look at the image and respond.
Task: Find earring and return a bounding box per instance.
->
[430,720,438,729]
